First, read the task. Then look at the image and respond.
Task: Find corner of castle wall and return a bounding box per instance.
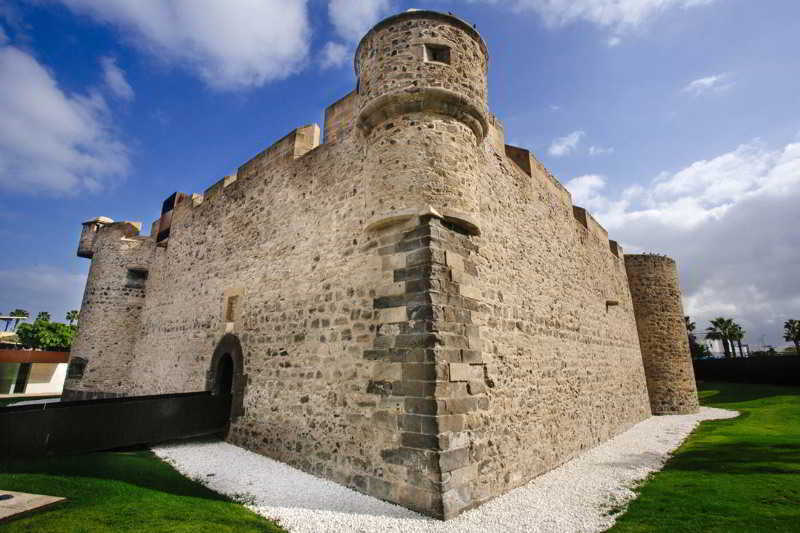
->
[324,90,358,145]
[486,114,506,153]
[503,144,532,176]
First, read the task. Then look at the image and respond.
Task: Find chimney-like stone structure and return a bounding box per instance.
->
[625,254,699,414]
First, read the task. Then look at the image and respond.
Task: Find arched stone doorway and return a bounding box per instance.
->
[206,334,246,431]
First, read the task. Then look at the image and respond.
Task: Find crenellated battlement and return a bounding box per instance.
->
[502,142,622,261]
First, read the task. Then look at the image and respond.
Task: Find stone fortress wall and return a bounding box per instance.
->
[65,10,698,520]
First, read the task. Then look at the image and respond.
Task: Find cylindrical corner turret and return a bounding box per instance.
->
[355,10,489,141]
[65,221,151,400]
[625,254,699,414]
[356,10,489,234]
[77,216,114,258]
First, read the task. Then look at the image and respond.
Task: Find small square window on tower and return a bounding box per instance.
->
[125,268,148,289]
[424,43,451,65]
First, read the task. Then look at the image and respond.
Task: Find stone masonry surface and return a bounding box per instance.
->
[66,9,699,520]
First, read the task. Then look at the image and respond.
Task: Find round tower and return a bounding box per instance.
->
[64,221,148,400]
[355,10,489,233]
[624,254,699,414]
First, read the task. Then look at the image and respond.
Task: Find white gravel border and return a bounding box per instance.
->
[153,406,737,533]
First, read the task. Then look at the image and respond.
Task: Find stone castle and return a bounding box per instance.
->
[65,10,698,520]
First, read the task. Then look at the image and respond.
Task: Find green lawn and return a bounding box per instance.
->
[0,448,285,532]
[609,381,800,532]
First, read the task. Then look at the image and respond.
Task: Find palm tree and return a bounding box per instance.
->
[9,309,29,331]
[785,319,800,355]
[66,310,79,325]
[685,315,702,358]
[706,317,736,358]
[35,311,51,323]
[730,323,746,357]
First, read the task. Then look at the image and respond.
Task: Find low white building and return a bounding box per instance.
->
[0,349,68,396]
[704,338,750,358]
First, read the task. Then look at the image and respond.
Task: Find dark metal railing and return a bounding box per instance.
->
[1,391,231,458]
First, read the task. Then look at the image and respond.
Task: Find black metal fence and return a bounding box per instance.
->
[693,356,800,386]
[1,391,230,458]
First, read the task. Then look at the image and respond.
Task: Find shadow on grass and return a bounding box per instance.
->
[2,446,228,502]
[698,381,800,404]
[667,441,800,475]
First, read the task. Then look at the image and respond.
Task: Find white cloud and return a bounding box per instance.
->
[682,73,734,96]
[565,139,800,345]
[589,145,614,156]
[607,35,622,47]
[100,56,134,101]
[549,104,562,111]
[549,130,585,157]
[565,174,607,209]
[0,266,87,325]
[0,44,129,194]
[471,0,714,30]
[328,0,393,42]
[55,0,311,90]
[320,41,350,70]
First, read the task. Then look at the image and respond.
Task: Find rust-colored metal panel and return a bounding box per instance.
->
[0,350,70,364]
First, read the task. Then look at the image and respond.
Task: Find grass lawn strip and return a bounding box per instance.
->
[0,448,286,532]
[609,381,800,533]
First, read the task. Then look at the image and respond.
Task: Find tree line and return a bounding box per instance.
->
[3,309,80,351]
[685,316,800,358]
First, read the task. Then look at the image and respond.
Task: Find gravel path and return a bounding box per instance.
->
[153,406,737,533]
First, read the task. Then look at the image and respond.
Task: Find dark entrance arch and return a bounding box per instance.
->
[206,334,246,429]
[215,353,234,396]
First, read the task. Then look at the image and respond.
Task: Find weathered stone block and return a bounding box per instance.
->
[439,447,470,472]
[448,363,472,382]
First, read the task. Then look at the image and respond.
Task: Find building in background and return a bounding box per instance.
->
[704,338,750,358]
[0,315,68,397]
[0,349,68,396]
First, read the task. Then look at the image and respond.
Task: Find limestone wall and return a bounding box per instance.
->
[111,127,456,515]
[459,126,653,507]
[624,254,699,414]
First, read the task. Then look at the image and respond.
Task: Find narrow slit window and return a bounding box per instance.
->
[125,268,148,289]
[225,295,239,323]
[424,44,451,65]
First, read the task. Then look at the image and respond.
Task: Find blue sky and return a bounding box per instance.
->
[1,0,798,348]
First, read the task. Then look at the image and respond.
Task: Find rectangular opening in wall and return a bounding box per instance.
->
[126,268,148,289]
[225,295,239,323]
[424,44,451,65]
